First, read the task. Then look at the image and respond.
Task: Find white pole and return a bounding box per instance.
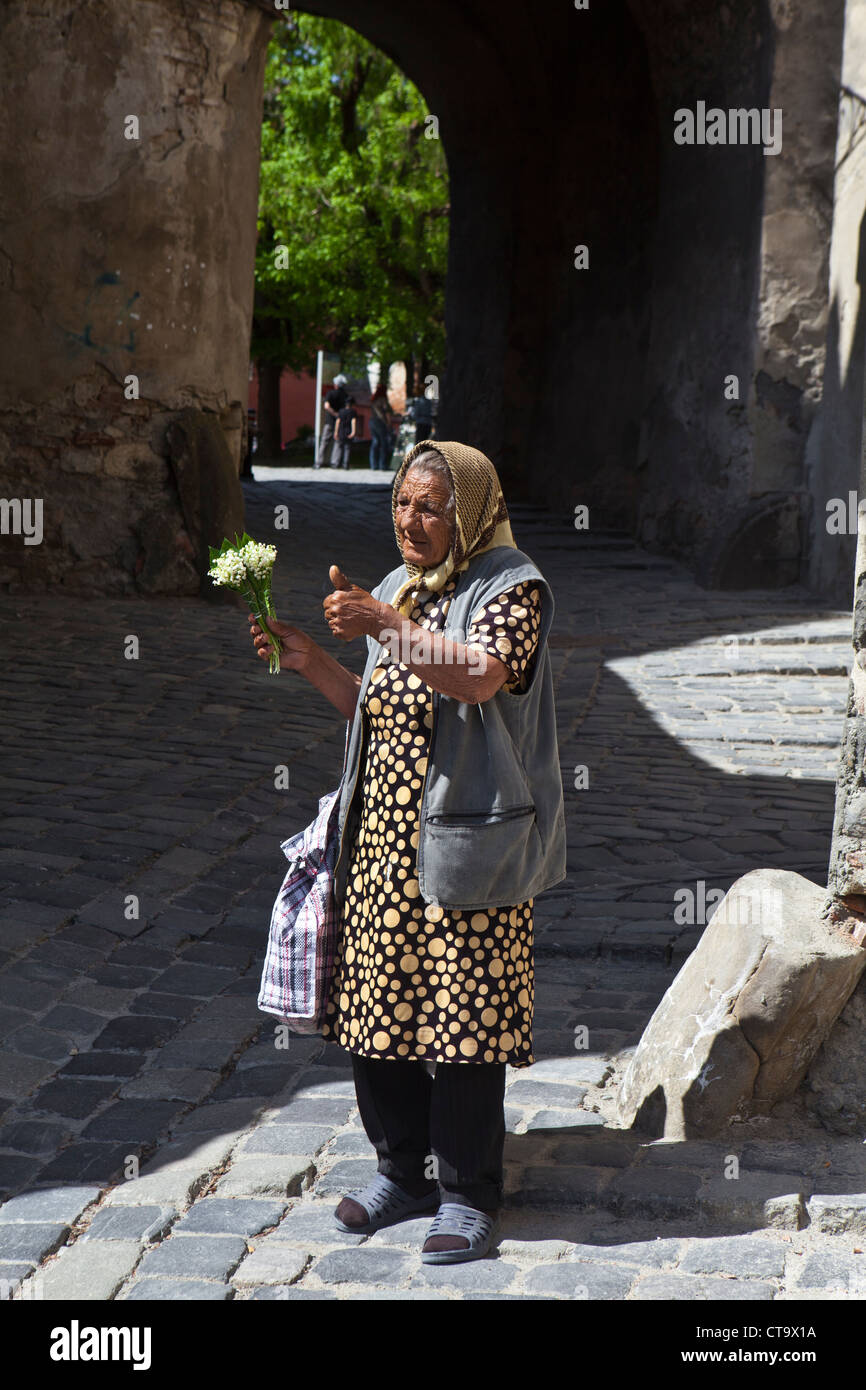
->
[314,349,324,464]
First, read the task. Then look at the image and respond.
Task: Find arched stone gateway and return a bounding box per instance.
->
[0,0,862,597]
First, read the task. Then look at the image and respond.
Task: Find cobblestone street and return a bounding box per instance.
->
[1,470,864,1301]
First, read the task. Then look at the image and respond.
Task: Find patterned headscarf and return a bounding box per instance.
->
[389,439,517,616]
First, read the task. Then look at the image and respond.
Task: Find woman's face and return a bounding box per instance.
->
[395,463,454,569]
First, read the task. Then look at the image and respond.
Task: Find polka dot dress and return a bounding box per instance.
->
[321,578,543,1067]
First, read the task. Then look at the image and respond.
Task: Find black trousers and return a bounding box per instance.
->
[349,1052,507,1210]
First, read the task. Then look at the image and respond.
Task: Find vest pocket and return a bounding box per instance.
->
[426,804,536,827]
[421,805,544,907]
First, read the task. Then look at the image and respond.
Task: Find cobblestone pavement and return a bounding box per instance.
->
[1,468,863,1301]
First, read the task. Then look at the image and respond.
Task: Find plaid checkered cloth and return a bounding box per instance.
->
[258,785,342,1035]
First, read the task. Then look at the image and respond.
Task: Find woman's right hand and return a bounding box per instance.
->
[247,613,316,674]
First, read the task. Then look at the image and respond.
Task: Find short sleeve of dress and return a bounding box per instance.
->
[466,582,543,693]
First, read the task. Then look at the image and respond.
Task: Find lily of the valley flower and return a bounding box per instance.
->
[208,532,282,674]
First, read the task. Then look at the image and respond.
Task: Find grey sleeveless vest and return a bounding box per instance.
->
[334,545,567,911]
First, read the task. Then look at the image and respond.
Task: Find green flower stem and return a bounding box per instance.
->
[260,619,282,674]
[241,576,282,675]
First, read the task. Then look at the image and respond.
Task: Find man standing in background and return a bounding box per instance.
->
[315,372,348,468]
[332,394,358,469]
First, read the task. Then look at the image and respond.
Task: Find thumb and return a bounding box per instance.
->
[329,564,352,591]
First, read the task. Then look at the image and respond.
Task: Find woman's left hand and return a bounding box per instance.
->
[323,565,388,641]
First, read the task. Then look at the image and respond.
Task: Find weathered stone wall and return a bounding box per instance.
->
[0,0,271,594]
[826,501,866,907]
[804,476,866,1130]
[631,0,845,588]
[807,0,866,601]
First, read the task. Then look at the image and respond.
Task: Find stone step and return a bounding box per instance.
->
[504,1147,866,1233]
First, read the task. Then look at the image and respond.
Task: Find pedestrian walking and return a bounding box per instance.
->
[248,440,566,1264]
[315,373,348,468]
[331,394,357,469]
[369,384,395,470]
[241,407,257,480]
[404,370,435,445]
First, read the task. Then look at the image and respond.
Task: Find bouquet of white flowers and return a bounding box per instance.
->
[209,532,282,674]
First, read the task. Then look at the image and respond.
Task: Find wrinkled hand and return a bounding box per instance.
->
[247,613,314,673]
[323,565,386,642]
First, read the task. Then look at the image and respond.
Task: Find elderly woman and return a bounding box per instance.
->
[249,441,566,1263]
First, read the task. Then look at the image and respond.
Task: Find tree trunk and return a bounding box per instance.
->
[256,359,283,459]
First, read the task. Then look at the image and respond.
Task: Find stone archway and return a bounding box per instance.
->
[0,0,856,596]
[296,0,660,522]
[0,0,660,592]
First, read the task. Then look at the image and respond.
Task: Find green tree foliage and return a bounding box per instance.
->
[253,13,448,380]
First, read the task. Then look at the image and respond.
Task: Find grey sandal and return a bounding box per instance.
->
[334,1173,438,1235]
[420,1202,497,1264]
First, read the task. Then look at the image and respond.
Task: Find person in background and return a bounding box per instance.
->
[405,374,434,445]
[332,394,358,469]
[241,407,257,480]
[316,373,348,469]
[369,384,395,471]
